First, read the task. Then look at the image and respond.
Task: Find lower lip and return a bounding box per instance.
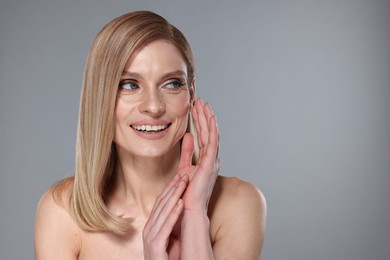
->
[130,126,170,140]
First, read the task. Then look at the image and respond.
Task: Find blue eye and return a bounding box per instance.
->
[162,80,185,93]
[119,81,139,91]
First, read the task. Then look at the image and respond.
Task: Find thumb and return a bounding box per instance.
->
[177,133,194,171]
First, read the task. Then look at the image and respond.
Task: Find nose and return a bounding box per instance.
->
[138,89,166,116]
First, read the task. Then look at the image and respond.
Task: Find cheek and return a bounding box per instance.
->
[165,94,191,137]
[114,98,135,139]
[113,99,126,141]
[168,94,191,118]
[114,102,125,121]
[114,96,136,121]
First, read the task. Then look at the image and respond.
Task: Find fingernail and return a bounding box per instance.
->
[172,174,180,182]
[181,174,189,182]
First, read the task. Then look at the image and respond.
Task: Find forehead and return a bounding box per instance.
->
[123,40,187,77]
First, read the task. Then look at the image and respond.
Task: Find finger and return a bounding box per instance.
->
[155,174,180,201]
[147,185,184,240]
[146,178,186,235]
[200,115,219,173]
[147,176,184,226]
[207,114,219,158]
[181,173,190,185]
[210,108,220,159]
[196,99,210,149]
[177,133,194,172]
[143,199,184,249]
[216,158,221,174]
[204,102,214,124]
[191,100,202,149]
[152,199,183,242]
[185,115,219,202]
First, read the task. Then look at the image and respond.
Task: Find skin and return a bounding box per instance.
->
[35,40,267,259]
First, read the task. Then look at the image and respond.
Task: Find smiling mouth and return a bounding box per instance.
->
[130,123,171,133]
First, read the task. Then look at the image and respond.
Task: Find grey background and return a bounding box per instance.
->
[1,0,389,259]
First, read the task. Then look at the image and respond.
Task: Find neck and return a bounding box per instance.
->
[110,143,181,216]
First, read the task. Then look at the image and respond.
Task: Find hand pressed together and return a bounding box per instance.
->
[177,98,220,213]
[143,98,220,259]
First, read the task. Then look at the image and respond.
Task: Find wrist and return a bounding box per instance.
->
[182,208,209,221]
[182,210,211,234]
[181,210,214,259]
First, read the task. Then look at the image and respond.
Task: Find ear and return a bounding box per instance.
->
[190,77,196,106]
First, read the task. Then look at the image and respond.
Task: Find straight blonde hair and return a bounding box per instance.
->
[55,11,198,235]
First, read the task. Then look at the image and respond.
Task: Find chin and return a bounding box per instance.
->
[115,139,182,159]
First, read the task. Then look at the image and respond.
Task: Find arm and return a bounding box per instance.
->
[180,209,214,259]
[34,188,80,260]
[211,179,267,259]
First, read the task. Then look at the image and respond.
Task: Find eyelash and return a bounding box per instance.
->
[163,80,185,90]
[119,81,139,91]
[118,79,186,93]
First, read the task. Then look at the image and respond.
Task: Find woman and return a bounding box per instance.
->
[35,10,266,259]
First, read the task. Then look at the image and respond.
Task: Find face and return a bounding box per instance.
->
[114,40,193,159]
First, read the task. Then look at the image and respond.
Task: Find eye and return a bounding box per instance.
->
[119,80,139,92]
[161,80,186,93]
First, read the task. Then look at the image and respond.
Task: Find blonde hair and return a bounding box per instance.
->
[55,11,197,235]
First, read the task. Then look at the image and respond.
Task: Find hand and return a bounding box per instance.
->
[142,174,187,260]
[143,98,220,260]
[177,98,220,213]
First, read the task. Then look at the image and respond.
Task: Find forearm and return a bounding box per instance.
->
[181,211,215,260]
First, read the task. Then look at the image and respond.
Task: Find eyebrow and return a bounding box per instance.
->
[121,70,187,80]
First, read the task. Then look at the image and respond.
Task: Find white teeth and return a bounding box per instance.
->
[132,124,168,132]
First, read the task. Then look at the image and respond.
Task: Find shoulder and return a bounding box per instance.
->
[35,177,81,259]
[209,176,267,259]
[210,175,266,217]
[36,177,74,215]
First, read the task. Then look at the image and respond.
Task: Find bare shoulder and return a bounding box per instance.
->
[36,177,75,217]
[209,176,267,259]
[35,177,81,259]
[209,175,266,218]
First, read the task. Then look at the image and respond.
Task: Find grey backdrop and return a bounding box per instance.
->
[1,0,389,259]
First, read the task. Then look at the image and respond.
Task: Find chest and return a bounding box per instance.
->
[78,224,145,260]
[77,213,219,260]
